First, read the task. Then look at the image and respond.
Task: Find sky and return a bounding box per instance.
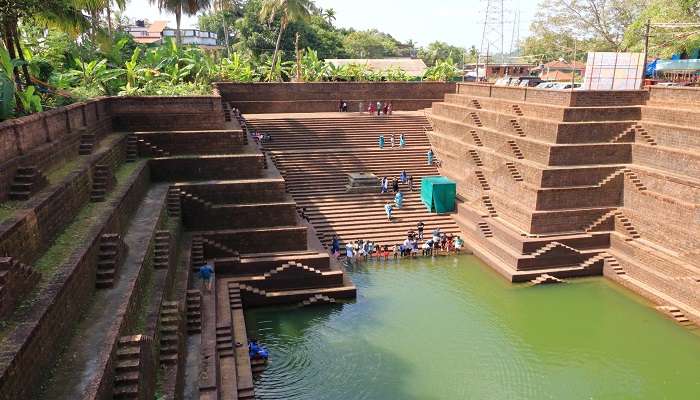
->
[123,0,539,50]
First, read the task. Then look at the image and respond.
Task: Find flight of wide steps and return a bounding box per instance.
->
[247,113,462,247]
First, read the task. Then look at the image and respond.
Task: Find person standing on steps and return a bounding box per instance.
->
[417,221,425,240]
[382,102,389,115]
[387,102,393,115]
[408,174,414,191]
[378,135,385,149]
[399,133,406,148]
[390,133,395,148]
[380,176,389,194]
[385,202,393,221]
[427,148,434,166]
[377,101,382,116]
[392,177,399,193]
[199,262,214,292]
[331,235,340,259]
[400,169,407,184]
[395,191,404,209]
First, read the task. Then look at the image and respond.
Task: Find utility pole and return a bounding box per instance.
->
[295,32,301,82]
[641,19,651,89]
[571,40,576,90]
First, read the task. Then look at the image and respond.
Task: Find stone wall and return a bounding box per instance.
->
[0,99,112,200]
[110,96,225,131]
[135,130,245,156]
[0,163,150,400]
[456,83,648,106]
[0,135,127,264]
[214,82,456,113]
[149,155,264,182]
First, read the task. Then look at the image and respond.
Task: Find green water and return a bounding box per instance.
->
[245,256,700,400]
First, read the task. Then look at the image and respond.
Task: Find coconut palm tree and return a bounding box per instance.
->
[259,0,313,81]
[212,0,242,57]
[322,8,336,26]
[150,0,211,46]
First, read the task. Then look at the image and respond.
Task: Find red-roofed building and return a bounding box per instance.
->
[532,60,586,81]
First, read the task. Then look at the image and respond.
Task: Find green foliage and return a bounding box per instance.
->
[343,29,399,58]
[424,58,460,82]
[622,0,700,57]
[294,48,327,81]
[219,52,258,81]
[418,41,466,67]
[16,86,43,113]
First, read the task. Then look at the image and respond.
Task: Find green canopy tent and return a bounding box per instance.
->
[420,176,456,213]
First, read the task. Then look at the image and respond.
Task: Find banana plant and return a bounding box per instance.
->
[122,47,143,94]
[69,57,125,95]
[220,52,257,82]
[385,66,411,82]
[0,42,27,118]
[295,48,328,82]
[424,58,460,82]
[16,86,43,114]
[258,55,293,82]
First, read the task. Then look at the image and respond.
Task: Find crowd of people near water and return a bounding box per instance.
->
[329,225,464,264]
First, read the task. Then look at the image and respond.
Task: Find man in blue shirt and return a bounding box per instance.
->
[199,262,214,292]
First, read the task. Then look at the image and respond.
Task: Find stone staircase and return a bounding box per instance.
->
[95,233,125,289]
[633,124,658,146]
[248,112,461,247]
[470,130,484,146]
[468,112,483,127]
[137,138,170,157]
[159,301,181,365]
[190,237,205,271]
[509,119,526,137]
[512,104,524,116]
[186,289,202,334]
[656,305,695,328]
[125,134,138,162]
[78,129,96,155]
[215,325,234,358]
[530,273,564,285]
[166,187,181,217]
[504,162,524,181]
[9,166,48,201]
[90,164,115,202]
[468,149,484,166]
[249,114,431,151]
[477,222,493,238]
[611,126,635,143]
[299,293,337,307]
[506,140,525,159]
[153,230,171,270]
[113,335,153,400]
[474,170,491,190]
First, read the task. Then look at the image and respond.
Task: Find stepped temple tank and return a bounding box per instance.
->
[0,82,698,399]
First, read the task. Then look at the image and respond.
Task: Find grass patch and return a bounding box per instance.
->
[0,201,21,223]
[0,161,144,342]
[45,158,82,185]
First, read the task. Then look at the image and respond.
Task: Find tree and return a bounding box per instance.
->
[321,8,336,26]
[527,0,649,53]
[259,0,313,81]
[210,0,243,55]
[343,29,399,58]
[150,0,212,46]
[418,41,466,67]
[622,0,700,57]
[0,0,89,88]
